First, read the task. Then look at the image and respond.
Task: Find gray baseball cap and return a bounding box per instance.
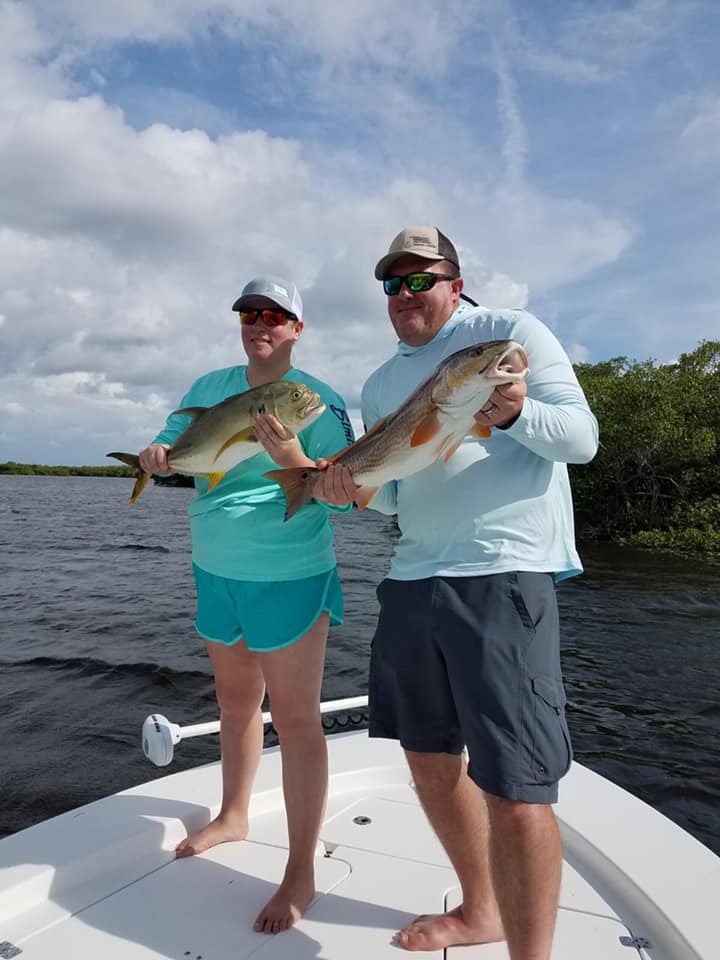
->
[232,275,304,320]
[374,226,460,279]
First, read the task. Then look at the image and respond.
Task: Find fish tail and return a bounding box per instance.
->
[264,466,320,521]
[107,452,151,504]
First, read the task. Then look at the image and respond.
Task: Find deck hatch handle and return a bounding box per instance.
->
[0,943,22,959]
[620,935,652,949]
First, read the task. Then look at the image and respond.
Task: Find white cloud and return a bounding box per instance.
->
[553,0,684,77]
[681,94,720,161]
[566,342,591,364]
[1,0,716,465]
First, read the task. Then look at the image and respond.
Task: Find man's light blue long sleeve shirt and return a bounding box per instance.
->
[360,305,598,582]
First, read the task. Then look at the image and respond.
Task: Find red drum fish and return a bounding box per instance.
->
[266,340,529,520]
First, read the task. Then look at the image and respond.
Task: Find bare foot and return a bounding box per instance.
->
[394,904,504,951]
[175,814,248,858]
[253,872,315,935]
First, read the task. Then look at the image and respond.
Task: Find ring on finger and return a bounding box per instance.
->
[483,402,498,415]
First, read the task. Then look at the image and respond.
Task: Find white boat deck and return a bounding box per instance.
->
[1,730,719,959]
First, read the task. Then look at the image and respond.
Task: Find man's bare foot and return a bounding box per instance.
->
[175,814,248,858]
[394,905,505,951]
[253,872,315,935]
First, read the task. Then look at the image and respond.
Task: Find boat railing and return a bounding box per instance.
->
[141,695,369,767]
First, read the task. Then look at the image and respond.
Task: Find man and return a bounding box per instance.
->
[315,227,598,958]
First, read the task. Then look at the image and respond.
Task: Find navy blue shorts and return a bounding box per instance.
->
[368,573,572,804]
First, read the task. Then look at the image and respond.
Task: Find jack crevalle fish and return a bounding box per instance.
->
[108,380,325,503]
[266,339,529,520]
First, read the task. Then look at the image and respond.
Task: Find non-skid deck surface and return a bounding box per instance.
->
[12,784,640,960]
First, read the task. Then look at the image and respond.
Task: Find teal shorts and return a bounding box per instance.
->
[192,564,344,652]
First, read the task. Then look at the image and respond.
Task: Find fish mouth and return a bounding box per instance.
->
[487,342,529,380]
[298,400,326,428]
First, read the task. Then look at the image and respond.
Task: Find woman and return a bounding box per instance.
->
[139,275,354,935]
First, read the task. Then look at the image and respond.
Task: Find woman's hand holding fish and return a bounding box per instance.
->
[138,444,172,475]
[255,415,314,469]
[474,380,527,430]
[313,462,359,506]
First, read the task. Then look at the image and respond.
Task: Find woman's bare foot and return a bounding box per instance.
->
[394,904,505,951]
[253,871,315,935]
[175,814,249,858]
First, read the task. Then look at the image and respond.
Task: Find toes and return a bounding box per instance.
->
[394,933,415,951]
[254,909,297,935]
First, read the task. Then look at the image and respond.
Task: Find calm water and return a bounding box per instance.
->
[1,475,718,855]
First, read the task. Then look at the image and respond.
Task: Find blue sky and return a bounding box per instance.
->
[1,0,719,465]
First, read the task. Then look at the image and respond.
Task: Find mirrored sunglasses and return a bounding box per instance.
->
[382,272,457,296]
[239,308,298,327]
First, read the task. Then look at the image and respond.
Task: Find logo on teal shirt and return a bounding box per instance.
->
[330,404,354,445]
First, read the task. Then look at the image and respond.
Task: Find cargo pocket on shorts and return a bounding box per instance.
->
[530,676,572,785]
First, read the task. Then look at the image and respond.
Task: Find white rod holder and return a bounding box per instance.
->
[177,695,368,741]
[142,696,369,766]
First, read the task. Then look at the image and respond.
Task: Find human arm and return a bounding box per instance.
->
[138,385,198,475]
[491,313,599,463]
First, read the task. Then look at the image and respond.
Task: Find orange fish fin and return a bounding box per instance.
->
[170,406,207,420]
[264,467,320,521]
[442,439,464,463]
[472,422,492,439]
[203,472,226,491]
[214,428,258,461]
[354,486,380,510]
[410,410,442,447]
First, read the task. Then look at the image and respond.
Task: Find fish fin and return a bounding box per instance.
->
[442,439,464,463]
[354,486,380,510]
[107,451,140,470]
[264,467,321,521]
[472,422,492,439]
[203,472,226,491]
[170,406,208,420]
[410,410,442,447]
[214,428,258,461]
[107,452,151,504]
[128,472,152,504]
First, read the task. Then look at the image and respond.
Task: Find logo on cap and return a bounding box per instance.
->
[407,234,435,249]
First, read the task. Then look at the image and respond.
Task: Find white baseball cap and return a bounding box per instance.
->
[232,275,303,320]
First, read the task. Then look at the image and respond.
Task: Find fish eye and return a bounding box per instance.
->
[292,390,301,399]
